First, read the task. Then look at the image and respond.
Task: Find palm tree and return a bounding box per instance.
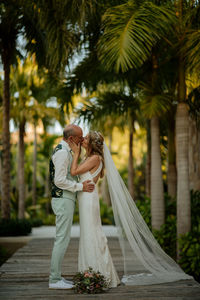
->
[0,0,46,219]
[0,0,95,219]
[167,108,177,198]
[145,120,151,197]
[98,0,175,229]
[0,1,19,219]
[10,57,61,218]
[173,1,200,252]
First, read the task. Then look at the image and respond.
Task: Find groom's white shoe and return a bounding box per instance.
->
[49,280,73,289]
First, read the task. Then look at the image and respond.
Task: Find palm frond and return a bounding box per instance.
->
[187,85,200,127]
[98,1,176,72]
[184,29,200,74]
[139,82,172,118]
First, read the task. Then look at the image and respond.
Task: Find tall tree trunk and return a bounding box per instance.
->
[151,116,164,230]
[108,134,112,152]
[18,120,26,219]
[128,121,134,199]
[32,123,37,206]
[44,164,50,214]
[167,111,177,198]
[102,176,111,206]
[102,133,112,206]
[189,118,200,191]
[1,54,11,219]
[145,120,151,197]
[0,153,2,195]
[176,54,191,256]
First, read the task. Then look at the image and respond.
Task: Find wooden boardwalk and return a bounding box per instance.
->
[0,237,200,300]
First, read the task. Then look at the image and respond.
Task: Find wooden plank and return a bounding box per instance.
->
[0,237,200,300]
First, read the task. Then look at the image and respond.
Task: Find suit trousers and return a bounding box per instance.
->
[49,197,75,283]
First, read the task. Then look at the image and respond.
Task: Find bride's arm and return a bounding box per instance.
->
[69,141,99,176]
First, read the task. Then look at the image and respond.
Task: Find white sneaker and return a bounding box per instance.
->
[49,280,73,289]
[61,277,74,285]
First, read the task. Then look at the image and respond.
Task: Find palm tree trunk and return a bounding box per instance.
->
[128,121,134,199]
[108,134,112,152]
[176,103,191,245]
[176,53,191,256]
[32,123,37,206]
[102,133,112,206]
[151,116,164,230]
[1,53,11,219]
[167,112,177,198]
[189,118,200,190]
[145,120,151,197]
[102,176,111,206]
[18,120,26,219]
[0,153,2,195]
[44,165,50,214]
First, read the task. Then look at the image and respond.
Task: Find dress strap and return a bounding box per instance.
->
[91,161,103,178]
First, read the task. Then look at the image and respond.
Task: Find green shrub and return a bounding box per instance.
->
[191,190,200,228]
[0,245,9,266]
[153,215,176,260]
[100,199,114,225]
[42,214,55,225]
[0,219,32,236]
[179,226,200,282]
[178,190,200,282]
[30,218,43,227]
[136,196,151,228]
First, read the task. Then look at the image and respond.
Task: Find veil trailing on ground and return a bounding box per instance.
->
[103,142,192,285]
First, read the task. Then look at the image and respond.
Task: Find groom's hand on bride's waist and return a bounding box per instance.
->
[82,180,95,192]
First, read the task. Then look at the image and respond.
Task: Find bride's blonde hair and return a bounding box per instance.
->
[88,131,105,178]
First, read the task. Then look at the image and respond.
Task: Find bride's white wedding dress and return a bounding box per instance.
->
[77,161,120,287]
[76,143,192,287]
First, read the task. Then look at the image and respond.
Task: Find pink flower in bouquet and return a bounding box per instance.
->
[84,272,90,277]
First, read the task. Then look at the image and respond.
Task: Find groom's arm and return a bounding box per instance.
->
[53,150,83,192]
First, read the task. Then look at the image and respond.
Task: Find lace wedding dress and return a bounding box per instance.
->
[77,161,120,287]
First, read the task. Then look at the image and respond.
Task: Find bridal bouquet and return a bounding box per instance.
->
[73,267,110,294]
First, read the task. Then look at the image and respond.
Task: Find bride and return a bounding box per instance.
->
[68,130,192,287]
[69,131,120,287]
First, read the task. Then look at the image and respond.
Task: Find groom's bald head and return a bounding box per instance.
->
[63,124,83,143]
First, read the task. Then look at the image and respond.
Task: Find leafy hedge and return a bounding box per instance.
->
[0,219,32,236]
[178,190,200,282]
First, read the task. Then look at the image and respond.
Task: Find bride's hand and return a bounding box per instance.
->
[68,140,81,155]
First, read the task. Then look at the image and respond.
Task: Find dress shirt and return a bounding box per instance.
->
[52,140,83,192]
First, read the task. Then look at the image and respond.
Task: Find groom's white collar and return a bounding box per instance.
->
[60,139,71,152]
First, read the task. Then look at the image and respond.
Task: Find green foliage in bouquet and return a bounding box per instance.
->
[73,267,110,294]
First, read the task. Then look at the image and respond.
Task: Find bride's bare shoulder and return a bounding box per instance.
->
[89,154,101,163]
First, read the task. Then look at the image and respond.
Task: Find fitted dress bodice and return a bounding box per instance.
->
[79,161,103,183]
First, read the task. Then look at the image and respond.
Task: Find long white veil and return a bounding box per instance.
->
[103,142,192,285]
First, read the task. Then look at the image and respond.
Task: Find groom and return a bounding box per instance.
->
[49,124,94,289]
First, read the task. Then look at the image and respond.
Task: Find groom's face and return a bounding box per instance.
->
[72,128,83,145]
